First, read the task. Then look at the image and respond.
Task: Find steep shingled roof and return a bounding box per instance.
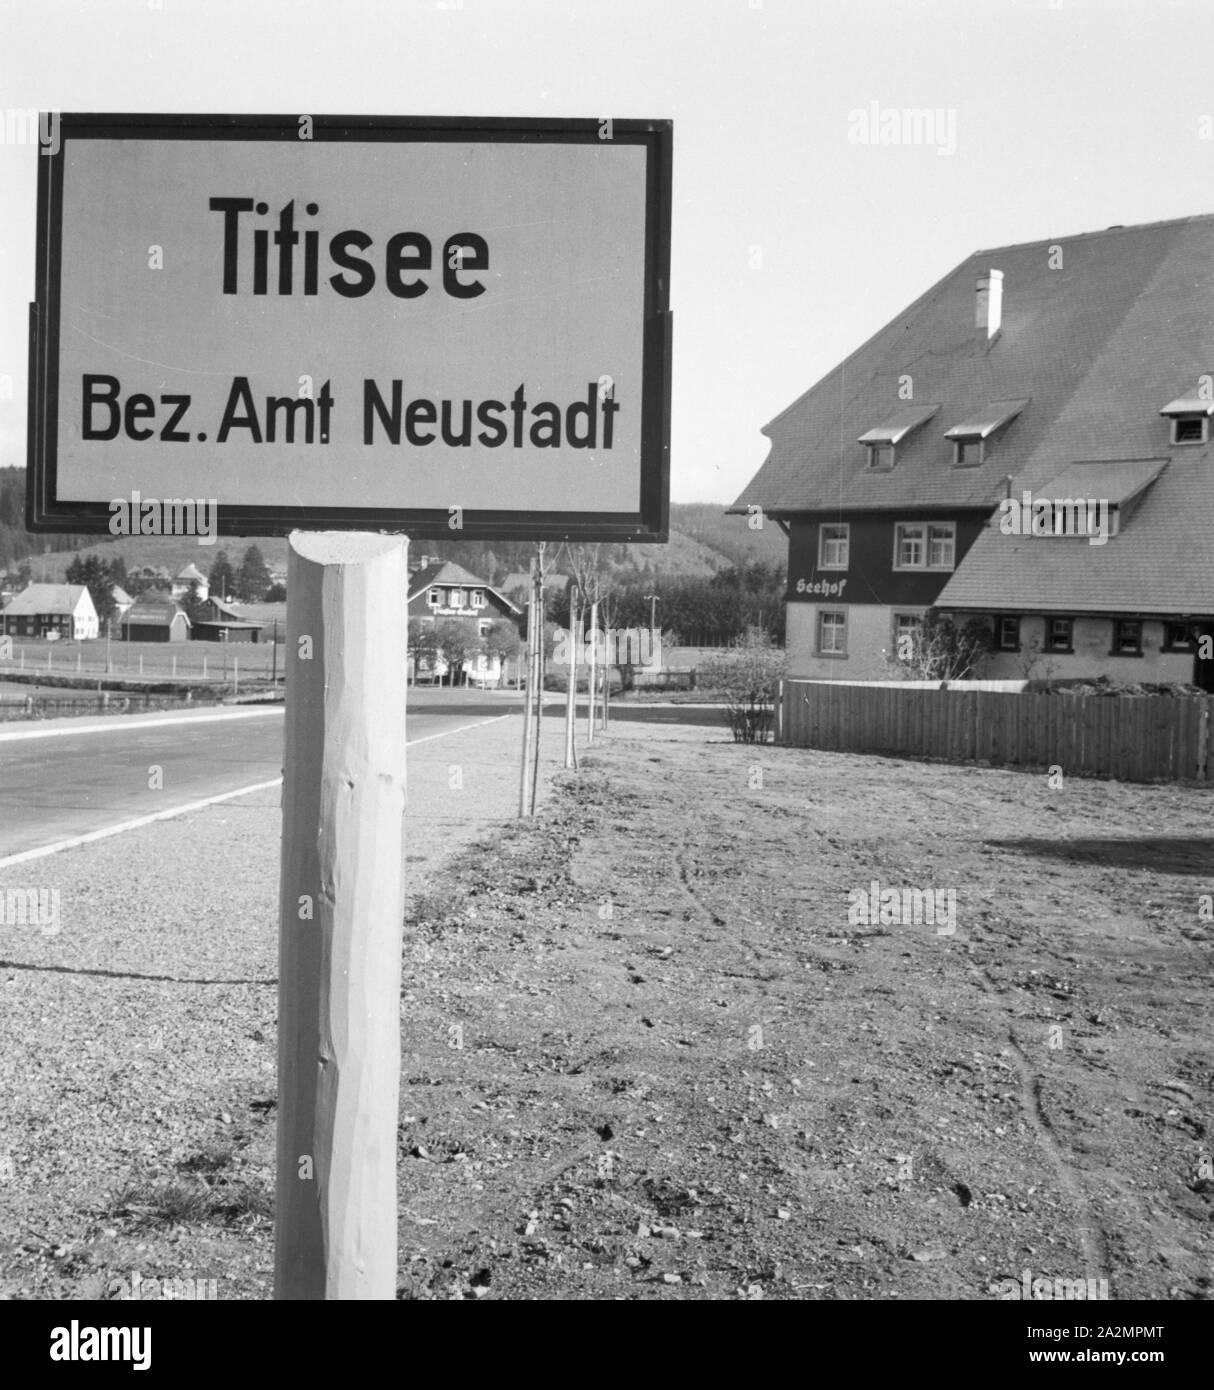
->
[732,213,1214,614]
[731,214,1214,515]
[407,561,521,614]
[120,593,190,628]
[1,583,90,616]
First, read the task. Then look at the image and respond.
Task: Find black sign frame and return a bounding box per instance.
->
[27,113,671,542]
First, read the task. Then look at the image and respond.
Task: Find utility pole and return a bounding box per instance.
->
[272,618,279,685]
[645,593,659,636]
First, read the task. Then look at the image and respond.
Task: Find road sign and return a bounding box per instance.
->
[28,113,671,541]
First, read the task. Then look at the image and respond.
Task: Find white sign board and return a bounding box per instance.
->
[29,115,671,540]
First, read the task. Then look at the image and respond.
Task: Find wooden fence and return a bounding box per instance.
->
[780,680,1214,783]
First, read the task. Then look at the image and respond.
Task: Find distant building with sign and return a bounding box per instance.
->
[406,560,521,686]
[733,215,1214,688]
[118,593,191,643]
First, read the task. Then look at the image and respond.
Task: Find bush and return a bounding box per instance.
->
[698,630,786,744]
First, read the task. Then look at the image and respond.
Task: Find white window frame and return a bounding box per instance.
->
[927,523,956,570]
[451,588,466,608]
[894,520,955,571]
[1047,616,1074,653]
[818,523,850,570]
[427,589,441,608]
[471,590,485,609]
[892,610,925,661]
[997,615,1020,651]
[1170,415,1209,446]
[952,438,984,467]
[893,522,926,569]
[817,609,848,657]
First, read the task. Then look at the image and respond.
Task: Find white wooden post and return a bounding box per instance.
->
[586,600,598,745]
[275,531,409,1300]
[564,585,578,770]
[203,654,208,679]
[530,568,545,815]
[172,654,177,678]
[518,560,537,817]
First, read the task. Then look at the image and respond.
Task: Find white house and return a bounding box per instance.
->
[0,583,99,640]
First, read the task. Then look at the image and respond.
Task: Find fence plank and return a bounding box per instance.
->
[779,682,1206,784]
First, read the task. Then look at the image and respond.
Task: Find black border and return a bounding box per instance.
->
[27,113,672,542]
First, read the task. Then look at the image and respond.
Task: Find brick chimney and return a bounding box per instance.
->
[975,269,1003,342]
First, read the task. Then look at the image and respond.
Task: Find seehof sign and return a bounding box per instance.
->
[27,114,671,541]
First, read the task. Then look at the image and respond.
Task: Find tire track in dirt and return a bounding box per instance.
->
[950,943,1115,1285]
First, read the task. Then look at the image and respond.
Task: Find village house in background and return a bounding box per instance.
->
[170,563,209,603]
[733,214,1214,688]
[0,583,98,640]
[110,584,134,621]
[190,596,266,644]
[117,591,191,643]
[407,558,521,685]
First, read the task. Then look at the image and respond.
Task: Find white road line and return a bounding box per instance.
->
[0,711,514,870]
[0,779,285,870]
[0,706,284,743]
[403,713,512,746]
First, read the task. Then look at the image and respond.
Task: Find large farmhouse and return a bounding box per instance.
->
[0,584,99,640]
[732,215,1214,688]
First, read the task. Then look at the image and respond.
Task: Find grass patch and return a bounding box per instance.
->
[406,886,468,937]
[104,1170,271,1230]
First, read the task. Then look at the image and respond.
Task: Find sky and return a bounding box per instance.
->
[1,0,1212,506]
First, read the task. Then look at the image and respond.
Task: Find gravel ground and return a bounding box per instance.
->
[2,710,1211,1301]
[0,703,568,1299]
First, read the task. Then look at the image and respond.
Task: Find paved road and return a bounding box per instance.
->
[0,690,523,860]
[0,689,727,861]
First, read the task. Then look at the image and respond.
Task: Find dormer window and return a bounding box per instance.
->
[1174,417,1207,444]
[857,404,939,472]
[944,399,1028,468]
[1160,396,1213,446]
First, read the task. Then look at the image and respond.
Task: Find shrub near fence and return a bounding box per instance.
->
[781,681,1214,784]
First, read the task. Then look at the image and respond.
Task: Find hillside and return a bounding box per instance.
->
[2,475,780,587]
[668,502,786,568]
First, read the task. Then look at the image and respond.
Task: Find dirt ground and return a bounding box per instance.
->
[3,714,1212,1300]
[390,723,1214,1300]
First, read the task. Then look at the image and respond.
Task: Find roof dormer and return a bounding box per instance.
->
[1160,395,1213,446]
[944,398,1028,467]
[857,404,939,470]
